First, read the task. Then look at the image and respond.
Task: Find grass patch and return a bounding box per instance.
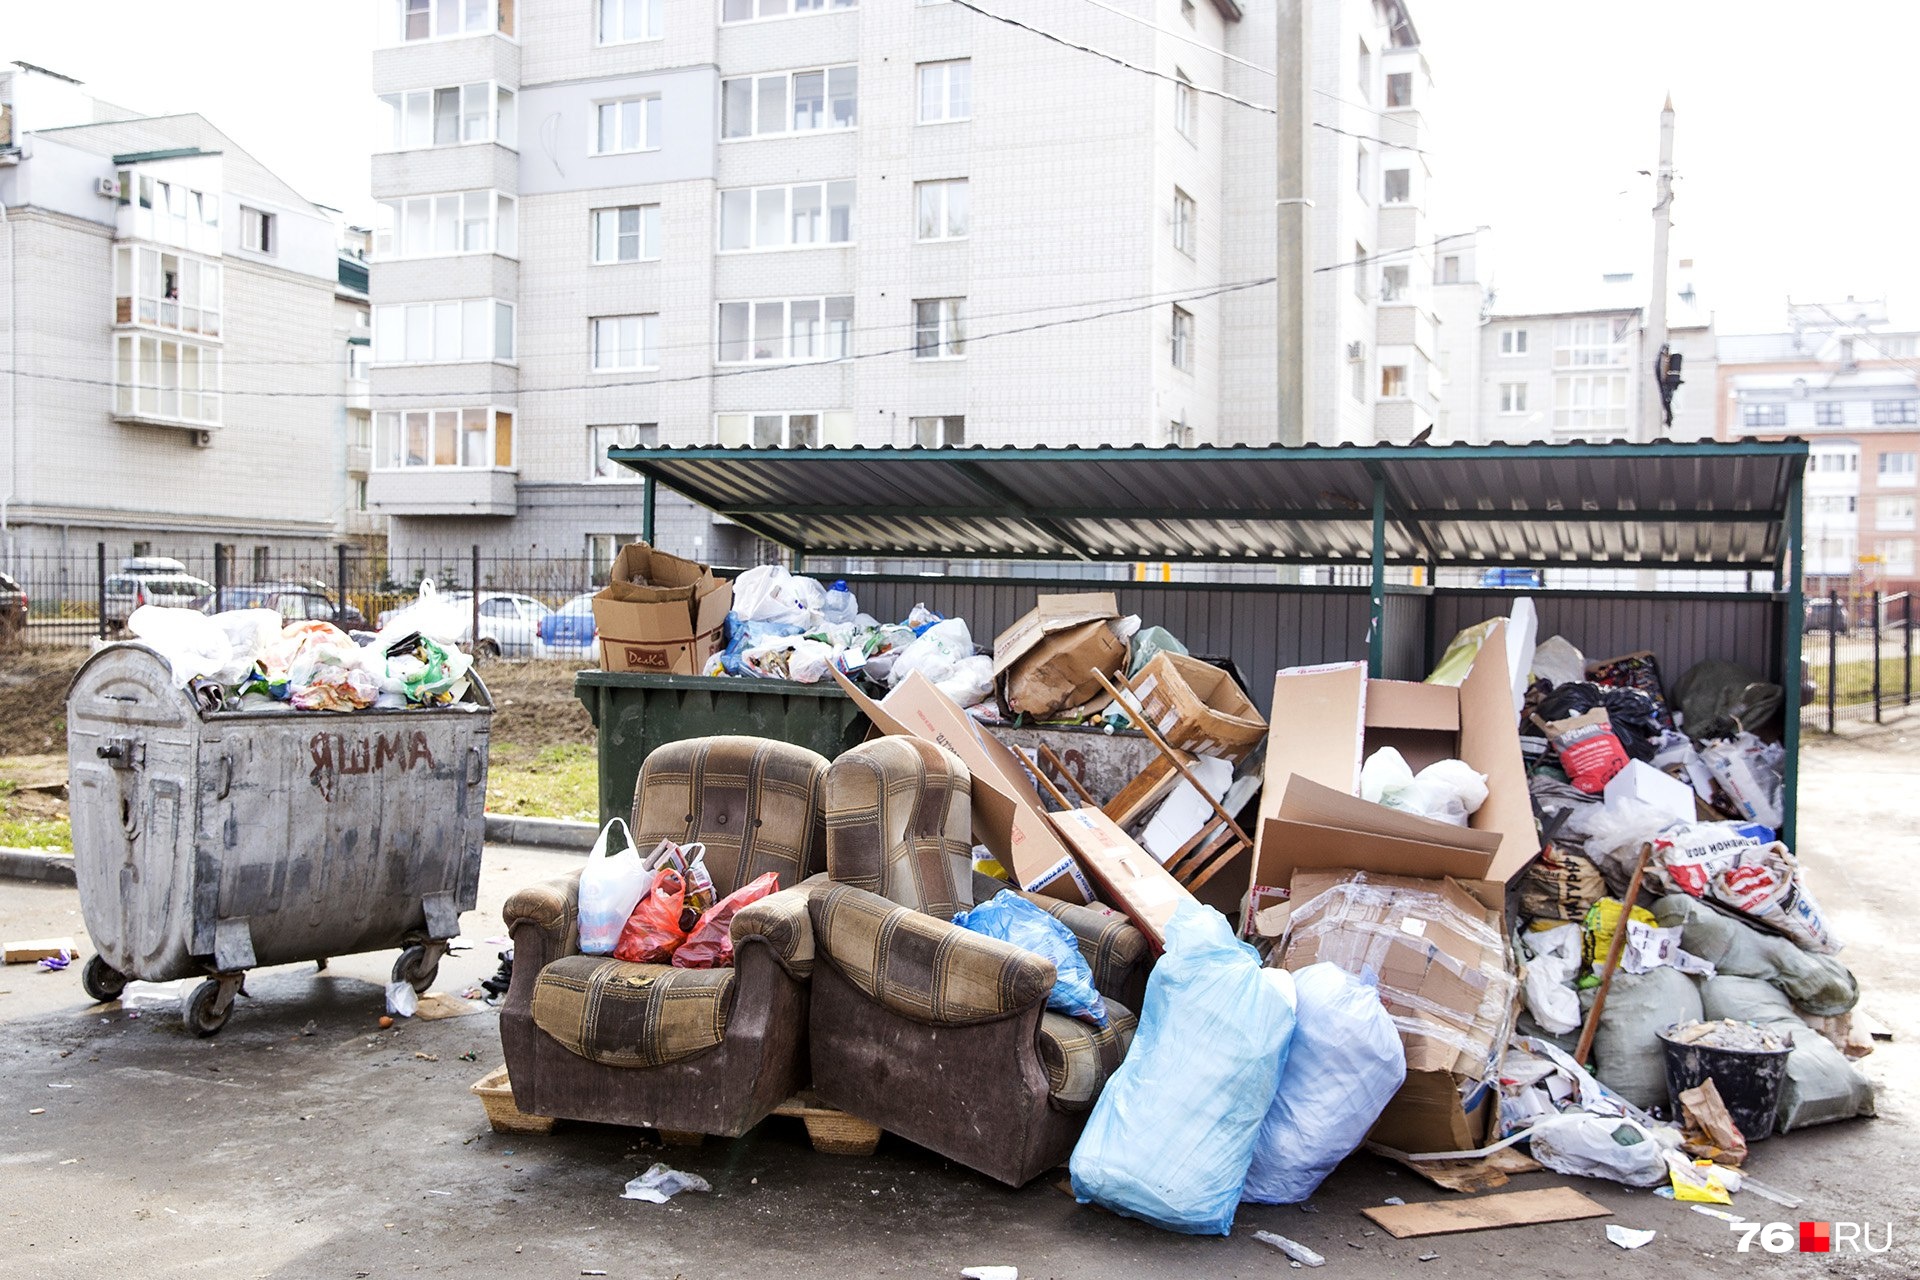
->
[1811,654,1918,708]
[487,740,599,823]
[0,815,70,851]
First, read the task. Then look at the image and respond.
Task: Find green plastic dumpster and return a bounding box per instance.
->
[576,671,872,826]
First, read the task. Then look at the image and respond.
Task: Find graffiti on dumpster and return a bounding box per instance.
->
[308,730,438,800]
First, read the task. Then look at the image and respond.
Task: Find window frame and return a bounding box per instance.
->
[1380,364,1408,399]
[719,0,859,26]
[379,81,516,152]
[910,415,966,447]
[385,0,515,44]
[721,64,858,139]
[716,180,856,252]
[1498,381,1528,415]
[917,59,972,125]
[1872,399,1918,425]
[1874,494,1916,531]
[113,332,222,427]
[374,190,517,260]
[1552,371,1631,435]
[1385,71,1413,108]
[1172,187,1196,257]
[1742,402,1788,429]
[1499,328,1528,356]
[713,410,856,449]
[589,313,662,372]
[590,203,662,264]
[371,299,516,366]
[716,295,854,365]
[587,423,659,481]
[1878,450,1917,481]
[1553,316,1631,369]
[915,178,969,241]
[912,297,968,361]
[1815,400,1846,427]
[597,0,664,44]
[372,405,517,470]
[1173,68,1195,141]
[590,94,662,155]
[239,206,276,255]
[113,244,223,338]
[1382,167,1410,205]
[1170,304,1194,372]
[1379,264,1409,302]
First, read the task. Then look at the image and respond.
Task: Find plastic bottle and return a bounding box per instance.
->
[822,579,858,625]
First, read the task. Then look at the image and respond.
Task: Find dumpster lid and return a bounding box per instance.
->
[607,439,1808,571]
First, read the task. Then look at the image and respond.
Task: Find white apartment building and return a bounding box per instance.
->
[0,61,366,563]
[367,0,1445,564]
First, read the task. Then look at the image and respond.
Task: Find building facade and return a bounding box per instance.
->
[366,0,1446,564]
[0,60,363,564]
[1716,300,1919,598]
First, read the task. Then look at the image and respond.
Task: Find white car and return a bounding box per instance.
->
[381,591,552,659]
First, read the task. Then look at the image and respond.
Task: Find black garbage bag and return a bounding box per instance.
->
[1536,681,1661,762]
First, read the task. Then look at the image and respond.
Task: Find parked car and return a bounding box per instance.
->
[380,591,552,659]
[1805,598,1852,634]
[0,571,27,643]
[104,565,216,630]
[1477,567,1546,589]
[539,593,598,658]
[191,583,368,632]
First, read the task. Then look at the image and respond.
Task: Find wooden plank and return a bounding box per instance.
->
[1102,755,1181,827]
[1363,1187,1612,1239]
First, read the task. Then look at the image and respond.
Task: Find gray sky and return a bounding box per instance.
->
[5,0,1912,334]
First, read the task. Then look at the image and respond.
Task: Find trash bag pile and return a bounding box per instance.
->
[125,580,477,713]
[577,818,780,969]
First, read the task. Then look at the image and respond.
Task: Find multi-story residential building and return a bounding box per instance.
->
[1716,299,1919,598]
[366,0,1447,564]
[332,220,382,548]
[0,60,357,564]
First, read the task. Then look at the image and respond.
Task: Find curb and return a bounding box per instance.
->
[0,847,77,885]
[483,813,598,852]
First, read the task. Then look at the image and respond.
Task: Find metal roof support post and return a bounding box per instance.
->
[1779,465,1805,849]
[1368,472,1387,677]
[641,476,656,546]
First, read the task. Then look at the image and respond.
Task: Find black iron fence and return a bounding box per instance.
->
[1801,590,1914,732]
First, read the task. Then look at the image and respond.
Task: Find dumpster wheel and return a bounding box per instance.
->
[184,976,242,1037]
[393,944,443,995]
[81,955,128,1004]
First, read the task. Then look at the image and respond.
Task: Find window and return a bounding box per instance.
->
[113,334,221,426]
[1812,449,1859,473]
[1386,71,1412,108]
[380,83,515,149]
[1816,401,1846,427]
[1499,327,1528,356]
[1872,399,1918,425]
[375,191,516,258]
[714,411,856,448]
[373,407,515,468]
[354,479,369,511]
[593,96,660,153]
[1883,538,1917,575]
[1353,242,1368,299]
[240,207,275,255]
[113,245,221,336]
[1439,255,1460,283]
[1356,39,1371,96]
[1356,145,1368,198]
[1172,188,1195,256]
[914,298,967,359]
[1880,451,1917,483]
[586,534,641,579]
[720,0,857,22]
[348,345,371,381]
[1380,365,1407,398]
[588,424,658,480]
[1350,348,1367,401]
[915,179,969,240]
[597,0,662,42]
[1174,69,1194,140]
[591,315,660,371]
[722,66,857,137]
[1876,496,1916,531]
[718,296,853,363]
[1382,168,1409,204]
[386,0,512,42]
[372,300,515,364]
[1807,495,1856,518]
[911,415,965,447]
[592,204,661,262]
[918,60,970,123]
[1742,403,1787,428]
[1553,316,1631,368]
[1553,373,1629,434]
[1499,382,1528,414]
[718,181,854,250]
[1170,305,1193,371]
[1379,264,1408,301]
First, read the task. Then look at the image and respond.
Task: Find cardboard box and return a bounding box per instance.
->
[1129,651,1267,762]
[992,593,1127,717]
[4,937,77,964]
[831,667,1092,902]
[1249,621,1536,912]
[1279,868,1516,1154]
[592,543,732,675]
[1046,808,1198,952]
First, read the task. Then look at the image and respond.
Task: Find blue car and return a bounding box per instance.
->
[540,593,598,656]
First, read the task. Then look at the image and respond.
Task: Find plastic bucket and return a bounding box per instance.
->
[1658,1023,1794,1143]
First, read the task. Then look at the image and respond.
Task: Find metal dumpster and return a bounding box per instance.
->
[66,642,492,1035]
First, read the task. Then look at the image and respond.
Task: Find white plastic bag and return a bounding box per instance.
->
[1528,1113,1676,1187]
[1361,748,1488,826]
[785,637,837,684]
[888,617,976,689]
[1242,963,1405,1204]
[128,605,233,687]
[1531,635,1587,689]
[935,653,995,707]
[375,578,467,647]
[1359,746,1415,804]
[577,818,650,955]
[731,565,812,627]
[1519,924,1583,1034]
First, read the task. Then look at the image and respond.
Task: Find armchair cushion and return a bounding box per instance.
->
[530,956,735,1069]
[1038,1003,1139,1109]
[729,875,830,980]
[825,737,972,918]
[633,735,829,896]
[810,882,1054,1026]
[1019,893,1149,998]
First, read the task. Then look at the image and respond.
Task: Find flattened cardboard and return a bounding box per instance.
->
[1362,1187,1611,1239]
[1046,808,1197,952]
[1257,776,1500,901]
[990,593,1120,678]
[830,667,1090,902]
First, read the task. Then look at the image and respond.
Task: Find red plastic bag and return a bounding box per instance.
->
[672,873,782,969]
[613,869,688,963]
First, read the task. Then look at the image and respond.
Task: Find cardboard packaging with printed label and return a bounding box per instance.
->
[591,543,732,675]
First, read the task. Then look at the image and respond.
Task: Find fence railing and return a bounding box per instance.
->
[1801,590,1915,732]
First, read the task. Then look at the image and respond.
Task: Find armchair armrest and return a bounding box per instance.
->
[503,869,582,967]
[809,883,1055,1026]
[731,872,831,980]
[1017,891,1149,1001]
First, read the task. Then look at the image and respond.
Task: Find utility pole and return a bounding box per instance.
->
[1275,0,1312,445]
[1640,95,1675,442]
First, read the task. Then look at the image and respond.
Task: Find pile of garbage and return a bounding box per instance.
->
[122,581,476,712]
[577,819,780,969]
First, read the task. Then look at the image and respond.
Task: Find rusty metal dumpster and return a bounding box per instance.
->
[66,642,492,1035]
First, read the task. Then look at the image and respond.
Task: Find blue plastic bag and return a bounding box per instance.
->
[1241,962,1406,1204]
[953,891,1107,1027]
[719,612,803,676]
[1069,900,1297,1235]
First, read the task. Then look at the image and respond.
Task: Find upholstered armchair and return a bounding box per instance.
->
[805,736,1150,1186]
[500,736,830,1138]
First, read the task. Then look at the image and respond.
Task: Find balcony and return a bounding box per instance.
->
[347,443,373,476]
[367,467,518,518]
[1376,204,1427,253]
[344,508,386,538]
[1375,304,1437,359]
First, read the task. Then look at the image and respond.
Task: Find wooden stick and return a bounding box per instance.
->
[1028,757,1075,811]
[1093,667,1252,847]
[1036,742,1098,807]
[1573,842,1653,1068]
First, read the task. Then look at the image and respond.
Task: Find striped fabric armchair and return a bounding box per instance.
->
[806,736,1149,1186]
